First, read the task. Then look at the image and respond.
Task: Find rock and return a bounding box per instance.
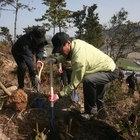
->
[4,89,28,111]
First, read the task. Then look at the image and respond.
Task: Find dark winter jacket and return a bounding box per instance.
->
[11,32,47,75]
[126,74,137,89]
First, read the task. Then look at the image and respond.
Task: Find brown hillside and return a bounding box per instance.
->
[0,45,139,140]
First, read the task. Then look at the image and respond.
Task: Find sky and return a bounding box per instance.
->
[0,0,140,38]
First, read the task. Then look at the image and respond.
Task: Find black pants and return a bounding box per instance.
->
[83,67,119,114]
[61,69,72,86]
[128,84,135,95]
[12,54,35,88]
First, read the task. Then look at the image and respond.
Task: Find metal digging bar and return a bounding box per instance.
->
[49,61,57,140]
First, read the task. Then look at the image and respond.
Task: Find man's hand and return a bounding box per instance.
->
[48,94,59,102]
[47,58,56,64]
[37,61,43,67]
[59,68,63,74]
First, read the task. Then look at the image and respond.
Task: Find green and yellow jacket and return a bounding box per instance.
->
[55,39,116,97]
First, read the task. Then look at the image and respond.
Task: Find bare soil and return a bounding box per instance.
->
[0,45,139,140]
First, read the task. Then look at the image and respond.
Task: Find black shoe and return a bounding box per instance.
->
[78,113,94,121]
[97,108,108,120]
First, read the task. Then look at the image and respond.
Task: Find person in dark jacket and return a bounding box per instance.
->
[118,68,124,85]
[11,26,48,89]
[126,71,137,95]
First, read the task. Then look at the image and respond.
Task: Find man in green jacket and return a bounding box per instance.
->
[48,32,119,121]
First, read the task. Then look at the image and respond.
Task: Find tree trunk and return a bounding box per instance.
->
[14,0,19,43]
[53,24,55,35]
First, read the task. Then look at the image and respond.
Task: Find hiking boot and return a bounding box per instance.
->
[97,108,108,120]
[78,113,95,121]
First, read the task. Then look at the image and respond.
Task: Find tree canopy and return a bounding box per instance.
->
[103,8,140,62]
[72,4,103,48]
[35,0,72,35]
[1,1,140,62]
[0,0,35,42]
[0,26,12,43]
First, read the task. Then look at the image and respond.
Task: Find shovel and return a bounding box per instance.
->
[49,61,57,140]
[31,62,45,109]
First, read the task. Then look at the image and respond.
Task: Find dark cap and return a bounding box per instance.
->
[52,32,70,53]
[33,26,46,43]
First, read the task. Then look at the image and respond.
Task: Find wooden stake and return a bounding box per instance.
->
[0,81,12,96]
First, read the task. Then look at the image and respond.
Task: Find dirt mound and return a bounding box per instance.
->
[4,89,28,111]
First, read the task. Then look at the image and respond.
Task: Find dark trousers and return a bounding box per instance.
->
[83,67,119,114]
[128,84,135,95]
[61,69,72,86]
[12,54,35,88]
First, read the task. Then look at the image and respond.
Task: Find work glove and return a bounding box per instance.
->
[48,93,59,102]
[36,60,43,68]
[59,67,63,74]
[47,58,57,64]
[71,90,78,103]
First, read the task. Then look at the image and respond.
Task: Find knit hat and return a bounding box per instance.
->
[33,26,46,43]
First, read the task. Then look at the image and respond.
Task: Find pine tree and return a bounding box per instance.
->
[83,4,103,48]
[35,0,72,35]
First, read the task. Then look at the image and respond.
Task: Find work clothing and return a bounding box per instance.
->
[56,39,118,96]
[83,67,118,113]
[11,32,47,89]
[126,73,137,95]
[54,39,119,116]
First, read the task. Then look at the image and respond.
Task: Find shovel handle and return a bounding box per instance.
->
[35,62,44,92]
[49,61,54,107]
[37,61,44,79]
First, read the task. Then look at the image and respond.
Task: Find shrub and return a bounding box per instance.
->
[105,79,124,105]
